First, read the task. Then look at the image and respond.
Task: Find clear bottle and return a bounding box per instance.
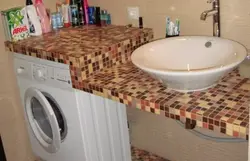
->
[100,10,107,26]
[107,13,111,25]
[34,0,51,33]
[51,13,58,30]
[103,10,108,25]
[70,0,79,27]
[56,12,63,28]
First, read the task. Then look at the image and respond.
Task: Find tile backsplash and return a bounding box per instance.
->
[91,0,250,49]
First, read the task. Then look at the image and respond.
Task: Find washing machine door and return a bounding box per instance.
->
[25,87,63,153]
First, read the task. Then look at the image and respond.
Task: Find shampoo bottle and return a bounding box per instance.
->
[83,0,89,24]
[26,0,42,36]
[62,3,70,27]
[34,0,51,33]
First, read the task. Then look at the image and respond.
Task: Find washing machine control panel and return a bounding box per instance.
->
[14,54,72,88]
[32,64,72,88]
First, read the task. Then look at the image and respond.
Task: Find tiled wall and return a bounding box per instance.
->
[0,1,57,161]
[91,0,250,49]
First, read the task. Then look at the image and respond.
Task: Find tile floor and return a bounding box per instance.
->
[131,147,169,161]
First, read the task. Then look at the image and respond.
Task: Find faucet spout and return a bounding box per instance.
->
[200,0,220,37]
[200,9,218,20]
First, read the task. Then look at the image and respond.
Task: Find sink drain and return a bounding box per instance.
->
[205,41,212,48]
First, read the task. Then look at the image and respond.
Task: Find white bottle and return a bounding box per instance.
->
[26,0,42,36]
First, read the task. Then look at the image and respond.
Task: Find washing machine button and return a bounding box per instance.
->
[17,68,24,74]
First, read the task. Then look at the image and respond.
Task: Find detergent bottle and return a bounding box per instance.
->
[26,0,42,36]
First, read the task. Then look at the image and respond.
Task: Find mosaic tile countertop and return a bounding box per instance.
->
[5,25,153,82]
[5,25,250,140]
[81,62,250,140]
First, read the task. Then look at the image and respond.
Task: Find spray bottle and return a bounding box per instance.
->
[34,0,51,33]
[83,0,89,24]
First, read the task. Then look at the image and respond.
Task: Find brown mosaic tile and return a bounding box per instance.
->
[5,25,153,89]
[131,146,169,161]
[82,62,250,140]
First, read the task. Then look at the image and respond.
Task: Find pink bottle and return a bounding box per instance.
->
[34,0,51,33]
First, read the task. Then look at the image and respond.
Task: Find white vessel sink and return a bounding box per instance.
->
[131,36,247,92]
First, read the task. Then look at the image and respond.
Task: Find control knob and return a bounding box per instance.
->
[17,68,24,74]
[34,69,46,80]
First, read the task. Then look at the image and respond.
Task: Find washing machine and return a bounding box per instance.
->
[13,53,96,161]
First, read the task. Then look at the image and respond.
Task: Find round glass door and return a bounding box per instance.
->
[25,88,67,153]
[30,94,67,142]
[31,97,53,143]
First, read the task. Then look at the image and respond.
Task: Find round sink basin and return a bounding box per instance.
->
[131,36,247,92]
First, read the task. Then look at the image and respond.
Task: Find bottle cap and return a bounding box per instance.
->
[139,17,143,29]
[26,0,33,5]
[35,0,42,4]
[103,10,108,14]
[52,13,57,18]
[66,0,70,4]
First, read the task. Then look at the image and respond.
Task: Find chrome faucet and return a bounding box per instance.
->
[200,0,220,37]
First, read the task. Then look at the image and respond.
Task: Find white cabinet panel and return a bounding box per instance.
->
[76,90,132,161]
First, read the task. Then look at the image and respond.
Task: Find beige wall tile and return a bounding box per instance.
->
[0,54,20,99]
[0,98,35,161]
[220,0,250,48]
[97,0,250,48]
[89,0,100,6]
